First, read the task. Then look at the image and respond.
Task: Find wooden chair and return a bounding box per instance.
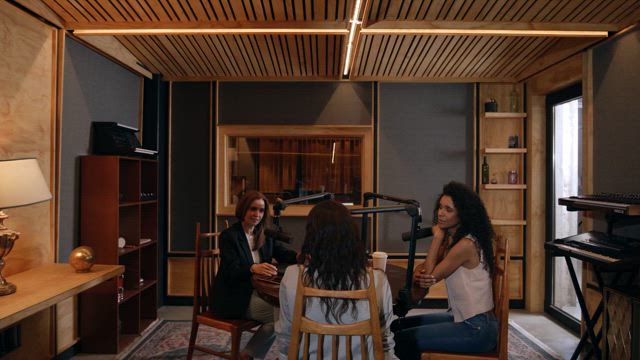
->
[421,236,510,360]
[288,266,384,360]
[187,222,260,360]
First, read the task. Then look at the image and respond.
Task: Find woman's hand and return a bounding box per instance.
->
[431,224,445,241]
[414,272,437,289]
[251,262,278,277]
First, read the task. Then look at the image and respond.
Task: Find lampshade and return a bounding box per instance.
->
[0,158,52,209]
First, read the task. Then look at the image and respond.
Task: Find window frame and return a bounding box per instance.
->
[216,125,373,216]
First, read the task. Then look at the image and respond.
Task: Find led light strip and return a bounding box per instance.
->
[73,28,349,36]
[360,28,608,37]
[343,0,364,76]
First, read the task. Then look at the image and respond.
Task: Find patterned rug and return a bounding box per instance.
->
[120,319,562,359]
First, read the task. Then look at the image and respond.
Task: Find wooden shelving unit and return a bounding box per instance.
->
[478,83,527,304]
[79,156,158,354]
[483,148,527,154]
[483,184,527,190]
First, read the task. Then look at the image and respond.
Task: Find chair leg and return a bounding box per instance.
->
[187,321,200,360]
[230,329,242,360]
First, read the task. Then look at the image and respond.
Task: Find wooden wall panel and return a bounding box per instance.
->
[0,2,57,358]
[56,297,77,353]
[167,257,194,297]
[525,55,582,311]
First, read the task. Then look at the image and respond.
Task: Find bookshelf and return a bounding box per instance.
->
[79,156,158,353]
[478,84,527,304]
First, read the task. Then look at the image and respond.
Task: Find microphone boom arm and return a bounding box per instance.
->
[272,192,334,229]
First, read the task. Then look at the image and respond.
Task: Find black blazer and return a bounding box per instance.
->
[210,221,297,318]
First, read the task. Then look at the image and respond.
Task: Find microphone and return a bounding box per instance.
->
[401,226,433,242]
[273,197,287,212]
[264,228,293,244]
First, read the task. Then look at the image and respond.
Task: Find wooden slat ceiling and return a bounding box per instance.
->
[42,0,640,81]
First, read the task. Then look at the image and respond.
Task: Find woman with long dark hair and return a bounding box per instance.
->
[392,181,498,359]
[276,200,397,359]
[211,190,297,359]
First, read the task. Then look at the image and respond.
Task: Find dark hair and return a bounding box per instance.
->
[235,190,271,250]
[299,200,368,322]
[432,181,495,277]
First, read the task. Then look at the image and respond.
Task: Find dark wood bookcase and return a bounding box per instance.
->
[79,156,158,353]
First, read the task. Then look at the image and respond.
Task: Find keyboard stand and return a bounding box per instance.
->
[565,255,603,360]
[546,242,640,360]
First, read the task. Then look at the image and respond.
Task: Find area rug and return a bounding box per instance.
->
[120,320,562,359]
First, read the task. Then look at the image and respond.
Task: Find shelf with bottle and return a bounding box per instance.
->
[483,184,527,190]
[482,112,527,119]
[483,148,527,154]
[490,219,527,226]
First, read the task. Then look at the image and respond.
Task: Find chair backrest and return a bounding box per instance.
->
[192,222,221,317]
[492,236,509,360]
[288,266,384,360]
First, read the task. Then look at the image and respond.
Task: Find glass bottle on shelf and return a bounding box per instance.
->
[510,86,519,112]
[482,156,489,184]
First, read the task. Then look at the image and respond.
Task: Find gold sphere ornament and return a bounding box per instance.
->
[69,246,95,273]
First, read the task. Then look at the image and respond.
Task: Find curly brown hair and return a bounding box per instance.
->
[299,200,368,322]
[432,181,496,277]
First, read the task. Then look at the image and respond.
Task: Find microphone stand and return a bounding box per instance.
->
[272,192,334,230]
[352,193,424,317]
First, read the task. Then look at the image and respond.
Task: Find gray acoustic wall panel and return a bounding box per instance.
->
[170,82,212,252]
[593,27,640,238]
[59,36,141,259]
[378,83,474,253]
[218,82,372,125]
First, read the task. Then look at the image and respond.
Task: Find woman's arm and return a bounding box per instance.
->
[422,225,446,275]
[375,271,399,359]
[275,266,297,358]
[413,225,445,286]
[417,237,477,288]
[218,230,252,282]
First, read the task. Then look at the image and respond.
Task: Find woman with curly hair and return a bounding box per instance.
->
[392,181,498,359]
[210,190,297,359]
[276,200,398,359]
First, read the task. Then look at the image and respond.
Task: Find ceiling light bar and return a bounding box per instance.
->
[360,28,608,37]
[73,28,349,36]
[343,0,363,76]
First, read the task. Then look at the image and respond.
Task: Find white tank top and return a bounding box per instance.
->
[444,234,494,322]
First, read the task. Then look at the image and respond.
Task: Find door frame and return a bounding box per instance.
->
[544,82,582,334]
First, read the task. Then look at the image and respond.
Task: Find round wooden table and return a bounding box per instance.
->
[251,263,413,307]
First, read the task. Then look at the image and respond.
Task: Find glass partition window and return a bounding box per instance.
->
[217,126,372,216]
[227,136,362,205]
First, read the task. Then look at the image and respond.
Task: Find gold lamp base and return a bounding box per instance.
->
[0,280,16,295]
[0,214,20,296]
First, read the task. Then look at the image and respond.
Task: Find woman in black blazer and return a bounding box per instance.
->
[211,190,297,359]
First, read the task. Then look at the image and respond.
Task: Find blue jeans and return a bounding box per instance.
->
[391,311,498,360]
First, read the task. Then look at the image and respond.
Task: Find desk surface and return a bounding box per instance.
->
[0,263,124,330]
[252,263,411,307]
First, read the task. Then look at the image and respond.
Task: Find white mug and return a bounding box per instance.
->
[372,251,388,272]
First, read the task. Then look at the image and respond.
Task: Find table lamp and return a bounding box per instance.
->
[0,158,52,295]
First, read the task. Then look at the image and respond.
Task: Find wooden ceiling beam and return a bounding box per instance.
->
[516,37,600,81]
[364,20,619,32]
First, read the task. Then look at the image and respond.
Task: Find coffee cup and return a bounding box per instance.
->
[372,251,388,272]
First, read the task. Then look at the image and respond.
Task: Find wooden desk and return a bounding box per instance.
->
[251,264,410,307]
[0,263,123,330]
